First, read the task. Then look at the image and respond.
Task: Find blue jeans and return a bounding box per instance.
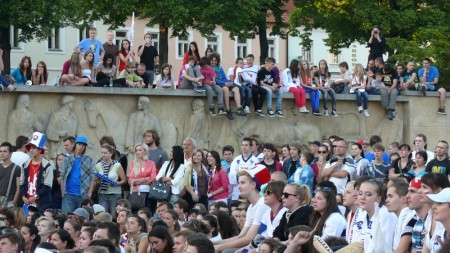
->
[319,88,336,110]
[98,193,122,215]
[356,90,369,109]
[261,86,282,111]
[304,87,320,111]
[240,85,252,107]
[146,70,155,86]
[62,194,82,213]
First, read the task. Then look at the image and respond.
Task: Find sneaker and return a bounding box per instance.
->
[209,107,217,116]
[299,107,309,114]
[234,108,246,116]
[312,110,322,116]
[244,106,250,114]
[323,109,329,116]
[268,110,275,117]
[218,107,227,115]
[194,86,205,93]
[421,85,427,96]
[226,111,235,120]
[275,110,284,117]
[387,110,395,120]
[438,107,447,115]
[358,106,363,113]
[255,110,265,117]
[364,110,370,117]
[331,110,338,117]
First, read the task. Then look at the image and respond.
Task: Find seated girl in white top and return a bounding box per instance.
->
[156,63,174,89]
[349,63,369,116]
[310,187,347,240]
[353,179,397,253]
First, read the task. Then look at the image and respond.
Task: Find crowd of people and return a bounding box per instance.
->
[0,126,450,253]
[1,26,447,119]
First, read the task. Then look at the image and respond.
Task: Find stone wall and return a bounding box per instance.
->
[1,86,447,161]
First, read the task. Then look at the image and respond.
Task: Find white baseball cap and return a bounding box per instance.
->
[427,187,450,203]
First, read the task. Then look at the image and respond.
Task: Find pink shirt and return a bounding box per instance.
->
[128,160,157,191]
[200,66,216,85]
[208,169,229,200]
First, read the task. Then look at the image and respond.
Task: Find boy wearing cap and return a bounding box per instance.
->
[214,168,270,252]
[20,132,53,212]
[59,136,96,213]
[406,178,428,253]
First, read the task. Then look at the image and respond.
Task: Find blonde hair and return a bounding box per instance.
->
[132,143,149,177]
[288,183,311,205]
[353,63,365,83]
[35,216,57,233]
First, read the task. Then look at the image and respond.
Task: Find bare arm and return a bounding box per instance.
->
[137,45,145,57]
[215,225,259,251]
[117,167,127,186]
[395,235,412,253]
[13,176,20,204]
[330,169,349,178]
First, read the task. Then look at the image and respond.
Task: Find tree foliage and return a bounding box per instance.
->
[289,0,450,84]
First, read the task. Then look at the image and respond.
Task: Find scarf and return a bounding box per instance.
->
[99,159,118,192]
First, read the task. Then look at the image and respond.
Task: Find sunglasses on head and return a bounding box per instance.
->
[316,187,332,193]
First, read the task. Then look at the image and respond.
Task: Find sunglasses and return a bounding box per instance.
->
[316,187,332,193]
[0,217,6,221]
[318,151,327,154]
[282,192,298,198]
[265,189,274,195]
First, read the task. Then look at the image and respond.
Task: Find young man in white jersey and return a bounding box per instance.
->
[385,180,415,252]
[214,167,270,252]
[229,138,260,201]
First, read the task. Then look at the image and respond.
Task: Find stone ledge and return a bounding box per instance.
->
[11,86,447,102]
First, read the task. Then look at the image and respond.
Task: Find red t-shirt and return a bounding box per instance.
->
[200,67,216,85]
[118,51,127,72]
[27,162,40,200]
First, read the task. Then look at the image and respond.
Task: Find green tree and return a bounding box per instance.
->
[0,0,84,74]
[289,0,450,83]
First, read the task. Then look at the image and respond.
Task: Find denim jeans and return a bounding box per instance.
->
[204,84,224,108]
[355,90,369,109]
[98,193,122,215]
[240,85,253,107]
[62,194,82,213]
[146,70,155,86]
[319,88,336,110]
[304,87,320,111]
[261,86,282,111]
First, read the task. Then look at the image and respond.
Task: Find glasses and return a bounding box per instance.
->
[0,217,6,221]
[282,192,298,198]
[318,151,327,154]
[316,187,332,193]
[265,189,274,195]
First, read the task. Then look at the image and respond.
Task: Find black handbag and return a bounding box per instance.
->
[148,181,171,200]
[125,190,146,210]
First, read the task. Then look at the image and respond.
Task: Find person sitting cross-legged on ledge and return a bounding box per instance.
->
[418,57,447,115]
[399,61,418,92]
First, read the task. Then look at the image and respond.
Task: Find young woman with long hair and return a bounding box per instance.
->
[78,227,96,250]
[310,187,346,239]
[352,143,370,178]
[273,183,313,242]
[155,63,173,89]
[95,144,127,215]
[128,143,157,210]
[125,215,148,253]
[183,41,201,64]
[20,223,40,253]
[80,50,96,85]
[183,149,209,209]
[281,59,309,113]
[50,230,75,252]
[96,53,117,86]
[162,209,181,238]
[206,150,229,205]
[118,39,136,72]
[389,143,415,180]
[32,61,48,85]
[314,59,337,116]
[147,226,174,253]
[11,56,32,84]
[350,63,369,116]
[156,146,186,204]
[299,60,321,115]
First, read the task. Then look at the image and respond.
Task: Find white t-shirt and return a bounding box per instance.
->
[326,156,356,194]
[259,206,288,237]
[11,151,30,168]
[321,212,347,240]
[155,74,173,87]
[392,207,415,251]
[349,74,367,93]
[425,224,446,253]
[244,197,270,228]
[229,154,259,200]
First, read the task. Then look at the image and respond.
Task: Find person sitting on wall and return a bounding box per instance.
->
[418,57,447,115]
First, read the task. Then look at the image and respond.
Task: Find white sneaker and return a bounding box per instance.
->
[364,110,370,117]
[323,110,329,116]
[358,106,363,113]
[244,106,250,114]
[299,107,309,114]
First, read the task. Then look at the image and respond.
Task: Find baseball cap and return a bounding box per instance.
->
[75,136,88,145]
[409,178,421,190]
[92,204,106,215]
[25,132,47,154]
[309,141,321,147]
[69,208,90,220]
[427,188,450,203]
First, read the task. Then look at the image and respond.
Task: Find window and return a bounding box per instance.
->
[206,35,218,52]
[10,26,24,51]
[236,37,251,59]
[268,39,275,58]
[115,30,129,48]
[329,52,339,64]
[79,27,90,41]
[301,44,312,63]
[176,32,192,59]
[48,28,62,51]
